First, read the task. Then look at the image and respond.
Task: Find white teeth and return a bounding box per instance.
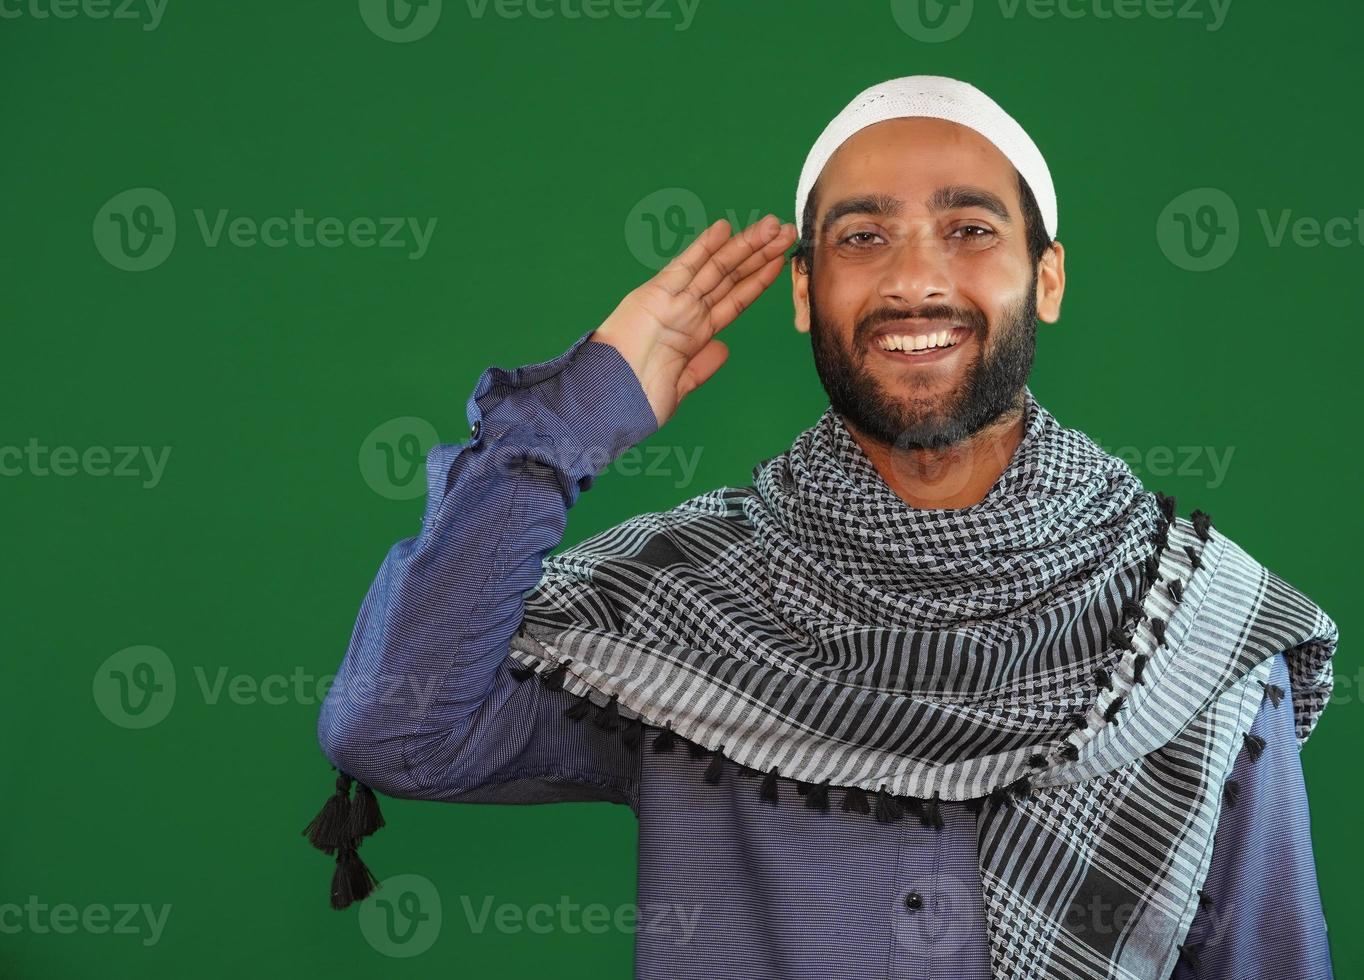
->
[878,329,961,352]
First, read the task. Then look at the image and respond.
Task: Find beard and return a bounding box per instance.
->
[808,267,1039,451]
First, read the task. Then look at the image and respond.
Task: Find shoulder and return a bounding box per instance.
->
[1173,514,1337,750]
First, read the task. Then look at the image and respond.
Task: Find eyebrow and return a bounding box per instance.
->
[819,186,1013,239]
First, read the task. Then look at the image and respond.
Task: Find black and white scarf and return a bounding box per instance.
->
[306,389,1337,979]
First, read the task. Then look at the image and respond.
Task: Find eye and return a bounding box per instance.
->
[837,231,883,248]
[950,224,995,240]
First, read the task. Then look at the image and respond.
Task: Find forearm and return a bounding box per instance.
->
[316,332,657,798]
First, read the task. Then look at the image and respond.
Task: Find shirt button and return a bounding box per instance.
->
[904,891,923,911]
[469,420,481,442]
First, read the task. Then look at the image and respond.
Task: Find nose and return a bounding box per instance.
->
[878,230,952,307]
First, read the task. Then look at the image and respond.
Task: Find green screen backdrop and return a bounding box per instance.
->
[2,0,1360,976]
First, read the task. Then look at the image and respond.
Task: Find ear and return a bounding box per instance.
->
[1035,240,1065,324]
[792,253,811,334]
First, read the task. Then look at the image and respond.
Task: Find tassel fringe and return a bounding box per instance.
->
[304,767,388,910]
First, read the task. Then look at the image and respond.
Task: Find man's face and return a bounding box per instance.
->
[794,117,1059,450]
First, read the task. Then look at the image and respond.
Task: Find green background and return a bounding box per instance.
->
[3,0,1359,976]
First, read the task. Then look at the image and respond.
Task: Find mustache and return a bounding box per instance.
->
[854,304,988,342]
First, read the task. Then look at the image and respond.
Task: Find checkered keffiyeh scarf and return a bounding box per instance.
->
[507,388,1338,979]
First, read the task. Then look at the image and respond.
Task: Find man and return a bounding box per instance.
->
[306,76,1337,979]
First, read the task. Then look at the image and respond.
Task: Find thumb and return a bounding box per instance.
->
[676,339,729,402]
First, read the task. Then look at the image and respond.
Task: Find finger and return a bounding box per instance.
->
[676,338,730,401]
[654,218,733,293]
[707,251,790,334]
[703,223,796,310]
[684,215,783,299]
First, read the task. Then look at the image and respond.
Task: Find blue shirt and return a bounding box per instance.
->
[317,330,1333,979]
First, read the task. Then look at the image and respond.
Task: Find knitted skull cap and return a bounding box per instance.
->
[795,75,1057,242]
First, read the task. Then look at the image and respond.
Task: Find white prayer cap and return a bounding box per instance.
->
[795,75,1057,242]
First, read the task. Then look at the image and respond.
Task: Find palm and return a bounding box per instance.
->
[591,215,798,426]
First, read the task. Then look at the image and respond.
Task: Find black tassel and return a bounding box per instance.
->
[1262,682,1285,708]
[541,660,569,692]
[703,747,726,784]
[346,781,385,841]
[1059,743,1080,762]
[1243,732,1266,762]
[1184,544,1203,571]
[1008,775,1033,801]
[330,844,379,911]
[1144,552,1161,583]
[1223,779,1240,807]
[303,772,353,855]
[964,796,985,813]
[1103,695,1125,722]
[509,661,537,682]
[874,786,904,823]
[620,716,642,751]
[921,792,944,829]
[1155,491,1177,523]
[687,739,709,760]
[1121,597,1145,622]
[1151,524,1169,551]
[1178,942,1202,970]
[794,780,811,795]
[592,693,620,731]
[1108,625,1134,651]
[1168,578,1184,604]
[651,724,677,753]
[1198,887,1214,911]
[1069,711,1088,730]
[1028,753,1048,768]
[1132,653,1149,685]
[1150,617,1167,647]
[805,780,831,812]
[988,785,1013,811]
[759,767,780,804]
[1092,666,1112,690]
[1191,510,1213,541]
[842,786,870,814]
[563,696,593,722]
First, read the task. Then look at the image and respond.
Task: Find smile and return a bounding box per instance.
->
[872,325,972,361]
